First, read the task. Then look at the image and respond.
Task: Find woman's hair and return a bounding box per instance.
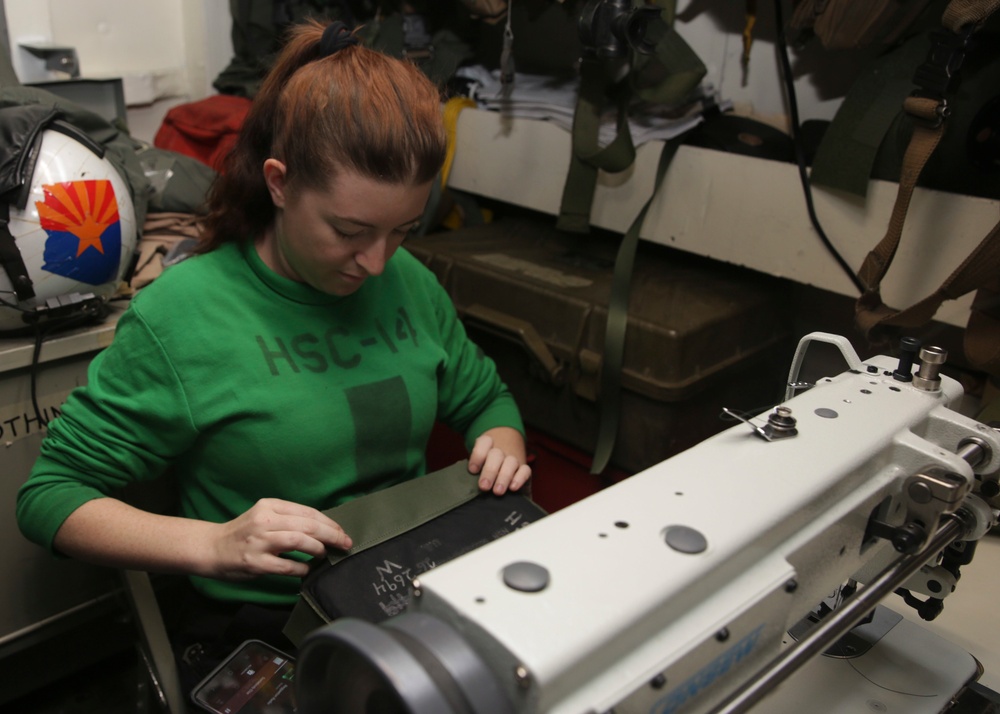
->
[200,20,447,250]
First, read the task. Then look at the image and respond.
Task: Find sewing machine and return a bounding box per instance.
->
[295,332,1000,714]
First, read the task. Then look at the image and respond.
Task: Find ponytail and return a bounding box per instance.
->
[201,20,446,251]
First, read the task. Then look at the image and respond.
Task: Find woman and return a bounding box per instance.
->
[16,19,530,680]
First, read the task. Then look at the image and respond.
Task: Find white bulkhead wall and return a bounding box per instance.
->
[3,0,232,142]
[3,0,854,144]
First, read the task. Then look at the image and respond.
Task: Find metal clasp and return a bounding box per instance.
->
[911,25,975,101]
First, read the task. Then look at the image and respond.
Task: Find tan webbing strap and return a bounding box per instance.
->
[855,96,946,333]
[942,0,1000,30]
[941,0,1000,375]
[966,277,1000,374]
[742,0,757,67]
[854,0,1000,365]
[859,216,1000,332]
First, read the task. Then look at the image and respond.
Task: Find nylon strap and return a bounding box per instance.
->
[855,96,945,304]
[557,58,636,233]
[121,570,189,713]
[284,597,324,648]
[742,0,757,67]
[854,0,1000,376]
[591,139,680,475]
[417,97,478,236]
[415,175,442,238]
[942,0,1000,30]
[966,276,1000,374]
[0,203,34,300]
[859,216,1000,333]
[809,34,929,198]
[441,97,477,188]
[557,0,700,234]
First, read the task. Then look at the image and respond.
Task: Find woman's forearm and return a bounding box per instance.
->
[53,497,221,575]
[53,496,353,580]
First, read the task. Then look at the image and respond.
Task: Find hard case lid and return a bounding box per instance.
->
[409,217,791,402]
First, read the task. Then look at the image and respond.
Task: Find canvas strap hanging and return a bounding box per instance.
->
[590,139,681,475]
[854,0,1000,375]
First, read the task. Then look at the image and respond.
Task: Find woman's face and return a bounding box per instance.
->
[259,159,433,296]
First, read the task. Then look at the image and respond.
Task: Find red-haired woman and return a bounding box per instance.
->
[17,20,530,684]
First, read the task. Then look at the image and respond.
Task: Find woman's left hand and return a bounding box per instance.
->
[468,427,532,495]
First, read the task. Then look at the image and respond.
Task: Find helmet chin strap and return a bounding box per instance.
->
[0,202,36,300]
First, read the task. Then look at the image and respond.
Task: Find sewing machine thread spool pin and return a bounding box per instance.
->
[893,337,921,382]
[763,406,798,440]
[722,406,798,441]
[912,345,947,392]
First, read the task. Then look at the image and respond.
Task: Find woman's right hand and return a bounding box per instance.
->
[50,496,352,581]
[209,498,353,580]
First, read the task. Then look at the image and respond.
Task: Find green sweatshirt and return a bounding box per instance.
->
[17,240,523,605]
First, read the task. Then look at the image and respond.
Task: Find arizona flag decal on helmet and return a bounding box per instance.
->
[0,126,137,332]
[37,180,123,285]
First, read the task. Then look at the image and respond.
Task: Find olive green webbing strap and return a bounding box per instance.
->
[855,0,1000,374]
[557,0,703,234]
[320,461,481,565]
[416,97,479,236]
[284,461,480,643]
[122,570,189,713]
[590,139,680,475]
[284,590,325,646]
[558,58,637,233]
[808,35,929,198]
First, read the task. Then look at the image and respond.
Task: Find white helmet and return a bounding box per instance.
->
[0,126,137,332]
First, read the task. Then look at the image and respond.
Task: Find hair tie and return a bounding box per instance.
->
[319,21,359,57]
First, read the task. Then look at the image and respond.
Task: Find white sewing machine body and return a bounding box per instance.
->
[297,334,1000,714]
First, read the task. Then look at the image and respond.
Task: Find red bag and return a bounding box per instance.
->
[153,94,251,172]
